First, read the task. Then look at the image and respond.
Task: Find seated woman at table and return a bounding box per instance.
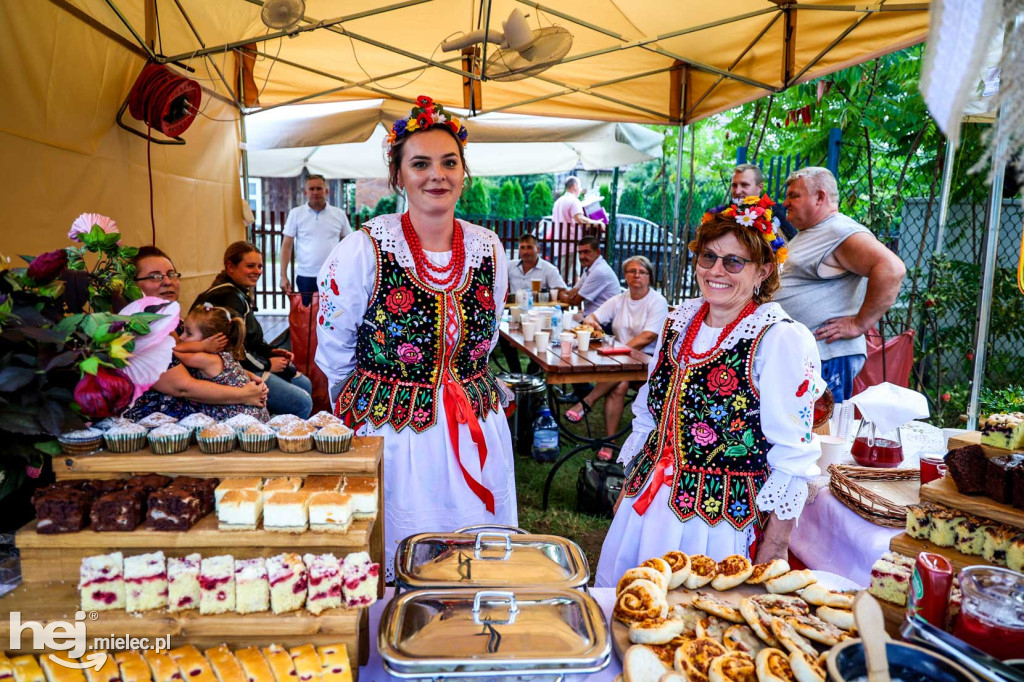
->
[594,199,824,587]
[122,247,269,420]
[565,255,668,461]
[192,242,314,418]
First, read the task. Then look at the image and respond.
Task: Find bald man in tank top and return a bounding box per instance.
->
[773,167,906,401]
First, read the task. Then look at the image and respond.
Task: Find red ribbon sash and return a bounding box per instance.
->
[631,443,674,516]
[443,377,495,514]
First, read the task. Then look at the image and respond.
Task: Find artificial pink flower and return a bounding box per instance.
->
[68,213,119,242]
[117,297,181,403]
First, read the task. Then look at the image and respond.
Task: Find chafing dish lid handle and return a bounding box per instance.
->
[455,523,528,535]
[475,532,513,560]
[472,590,519,626]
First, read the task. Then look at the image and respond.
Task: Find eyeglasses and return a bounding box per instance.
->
[695,252,752,274]
[135,271,182,283]
[624,269,650,276]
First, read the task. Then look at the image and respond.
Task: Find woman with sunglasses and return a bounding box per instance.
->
[595,198,824,586]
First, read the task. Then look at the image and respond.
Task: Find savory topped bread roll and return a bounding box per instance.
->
[746,559,790,585]
[614,579,670,625]
[769,617,819,659]
[674,638,728,682]
[669,603,704,637]
[739,598,780,647]
[711,555,754,591]
[693,592,745,623]
[797,584,855,609]
[765,569,817,594]
[640,557,673,588]
[789,651,827,682]
[622,645,669,682]
[647,636,693,669]
[696,615,732,642]
[756,648,797,682]
[782,614,845,646]
[629,616,689,645]
[722,624,767,657]
[618,567,669,596]
[683,555,717,589]
[815,605,855,631]
[708,651,756,682]
[662,551,691,589]
[749,594,810,617]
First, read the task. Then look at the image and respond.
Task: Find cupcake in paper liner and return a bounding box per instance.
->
[147,423,190,454]
[138,412,179,429]
[197,423,237,454]
[276,422,315,453]
[268,414,304,431]
[238,423,276,453]
[58,428,105,455]
[178,413,216,443]
[103,422,149,453]
[222,413,263,434]
[93,417,136,432]
[307,410,342,429]
[314,422,353,454]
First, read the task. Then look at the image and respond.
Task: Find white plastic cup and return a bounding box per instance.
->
[538,291,549,303]
[817,434,848,471]
[515,289,529,307]
[550,287,562,302]
[533,331,550,349]
[521,320,538,343]
[559,332,574,356]
[510,307,522,324]
[576,329,592,352]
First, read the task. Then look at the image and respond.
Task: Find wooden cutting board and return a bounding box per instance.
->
[888,532,989,572]
[919,477,1024,530]
[52,438,382,479]
[947,431,1024,458]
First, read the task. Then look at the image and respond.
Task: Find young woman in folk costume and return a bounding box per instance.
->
[595,197,825,587]
[315,96,516,578]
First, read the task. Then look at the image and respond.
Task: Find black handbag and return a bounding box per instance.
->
[576,458,625,518]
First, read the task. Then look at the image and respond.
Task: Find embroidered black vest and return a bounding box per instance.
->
[624,314,778,530]
[335,227,501,433]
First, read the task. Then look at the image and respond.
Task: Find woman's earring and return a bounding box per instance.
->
[754,283,761,296]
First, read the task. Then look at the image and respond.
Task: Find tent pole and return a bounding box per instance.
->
[966,116,1008,430]
[933,136,956,255]
[670,123,685,304]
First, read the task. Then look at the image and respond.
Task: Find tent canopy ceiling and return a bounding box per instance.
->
[67,0,930,124]
[243,99,664,177]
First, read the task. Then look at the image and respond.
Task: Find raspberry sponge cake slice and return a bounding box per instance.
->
[267,553,307,614]
[341,551,379,607]
[303,553,342,614]
[199,555,236,614]
[235,558,270,614]
[80,551,125,611]
[124,551,168,612]
[168,553,201,612]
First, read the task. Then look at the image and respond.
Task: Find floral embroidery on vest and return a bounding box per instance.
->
[624,318,775,530]
[334,227,501,432]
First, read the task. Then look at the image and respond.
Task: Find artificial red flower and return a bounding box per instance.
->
[758,195,774,209]
[74,367,133,419]
[416,112,432,130]
[416,95,433,108]
[27,249,68,283]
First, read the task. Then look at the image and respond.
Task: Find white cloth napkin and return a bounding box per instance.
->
[849,382,930,436]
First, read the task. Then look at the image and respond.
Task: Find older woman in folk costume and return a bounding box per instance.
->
[315,97,516,578]
[595,197,824,587]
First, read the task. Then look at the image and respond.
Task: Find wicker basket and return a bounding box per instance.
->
[828,464,920,528]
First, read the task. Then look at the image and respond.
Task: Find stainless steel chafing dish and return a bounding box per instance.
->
[394,527,590,591]
[379,587,610,679]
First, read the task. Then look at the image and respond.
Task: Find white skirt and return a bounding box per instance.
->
[594,483,756,588]
[360,406,518,583]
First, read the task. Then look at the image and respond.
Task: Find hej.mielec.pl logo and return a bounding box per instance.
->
[9,611,170,670]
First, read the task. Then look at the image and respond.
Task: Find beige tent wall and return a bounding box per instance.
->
[0,1,244,306]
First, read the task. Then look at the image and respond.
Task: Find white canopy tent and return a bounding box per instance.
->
[243,99,664,177]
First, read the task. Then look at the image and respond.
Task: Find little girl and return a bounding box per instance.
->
[173,303,270,422]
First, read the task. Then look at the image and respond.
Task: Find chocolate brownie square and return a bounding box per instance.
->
[33,488,93,534]
[90,489,145,532]
[125,473,173,495]
[1012,465,1024,510]
[80,479,126,497]
[986,454,1024,504]
[146,488,201,531]
[945,445,988,495]
[167,477,219,516]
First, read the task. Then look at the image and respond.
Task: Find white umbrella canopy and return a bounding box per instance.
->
[63,0,931,124]
[244,100,664,177]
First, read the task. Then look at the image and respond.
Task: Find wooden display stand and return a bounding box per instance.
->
[1,438,384,681]
[947,430,1024,459]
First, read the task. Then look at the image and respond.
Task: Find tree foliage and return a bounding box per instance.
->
[495,179,525,219]
[458,180,491,217]
[526,181,553,218]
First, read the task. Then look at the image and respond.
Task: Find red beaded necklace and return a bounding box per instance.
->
[679,300,759,364]
[401,212,465,289]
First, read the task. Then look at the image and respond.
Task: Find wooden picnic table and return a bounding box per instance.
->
[499,323,652,385]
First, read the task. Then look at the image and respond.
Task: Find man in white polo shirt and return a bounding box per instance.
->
[508,233,568,295]
[559,236,621,317]
[280,174,353,304]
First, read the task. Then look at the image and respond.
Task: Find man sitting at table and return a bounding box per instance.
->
[502,233,568,373]
[558,236,620,317]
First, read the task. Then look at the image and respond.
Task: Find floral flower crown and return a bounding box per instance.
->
[698,195,789,264]
[384,95,468,160]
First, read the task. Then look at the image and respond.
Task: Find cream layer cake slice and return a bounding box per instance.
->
[217,490,263,531]
[264,492,310,533]
[199,555,236,614]
[260,647,296,682]
[10,657,43,682]
[235,558,270,614]
[40,654,85,682]
[233,649,274,682]
[168,647,215,682]
[868,557,912,606]
[267,552,307,614]
[261,477,303,504]
[287,646,320,682]
[214,478,263,508]
[302,476,343,493]
[84,654,120,682]
[341,551,379,607]
[168,552,201,612]
[80,551,126,611]
[143,651,183,682]
[114,652,152,682]
[315,645,352,682]
[204,645,246,682]
[340,478,377,519]
[308,493,352,533]
[125,550,168,612]
[303,553,342,614]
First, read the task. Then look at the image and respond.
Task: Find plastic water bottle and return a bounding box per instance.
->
[550,305,562,333]
[531,407,560,463]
